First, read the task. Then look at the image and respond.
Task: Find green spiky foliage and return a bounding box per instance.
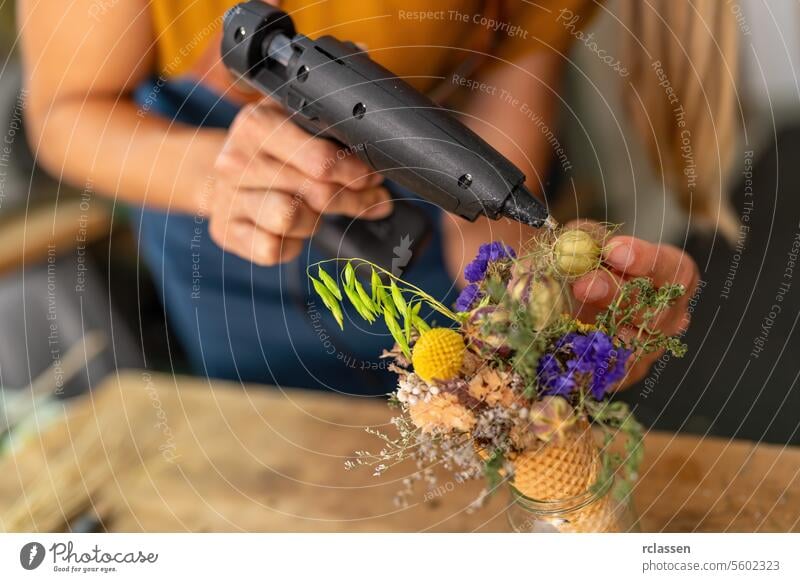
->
[308,258,462,358]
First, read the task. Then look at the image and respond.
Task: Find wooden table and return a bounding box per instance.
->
[0,198,112,276]
[1,371,798,532]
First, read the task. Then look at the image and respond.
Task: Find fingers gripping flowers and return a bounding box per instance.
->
[309,225,688,507]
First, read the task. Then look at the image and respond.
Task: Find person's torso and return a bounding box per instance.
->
[149,0,598,94]
[152,0,497,93]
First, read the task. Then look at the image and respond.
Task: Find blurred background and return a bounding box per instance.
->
[0,0,798,446]
[0,1,175,433]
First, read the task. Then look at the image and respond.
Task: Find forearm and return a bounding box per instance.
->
[30,97,226,214]
[442,52,561,284]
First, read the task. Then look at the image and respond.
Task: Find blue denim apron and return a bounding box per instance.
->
[131,78,456,395]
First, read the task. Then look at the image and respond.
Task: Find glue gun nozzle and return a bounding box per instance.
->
[501,185,551,228]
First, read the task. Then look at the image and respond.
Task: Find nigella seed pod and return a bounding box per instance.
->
[528,277,567,329]
[507,271,534,304]
[553,229,601,277]
[468,305,507,326]
[529,396,576,443]
[467,306,511,356]
[507,273,567,330]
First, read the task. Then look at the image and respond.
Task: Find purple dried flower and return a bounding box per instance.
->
[537,330,632,399]
[484,241,516,262]
[462,242,516,284]
[455,283,482,312]
[537,352,576,396]
[464,259,489,283]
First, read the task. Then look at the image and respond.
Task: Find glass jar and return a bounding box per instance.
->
[506,474,640,533]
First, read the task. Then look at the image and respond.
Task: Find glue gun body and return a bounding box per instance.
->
[221,2,550,266]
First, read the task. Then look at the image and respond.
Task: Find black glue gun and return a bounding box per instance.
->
[221,1,551,270]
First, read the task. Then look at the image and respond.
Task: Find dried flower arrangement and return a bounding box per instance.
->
[309,225,687,531]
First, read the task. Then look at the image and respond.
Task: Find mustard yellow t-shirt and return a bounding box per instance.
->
[150,0,596,93]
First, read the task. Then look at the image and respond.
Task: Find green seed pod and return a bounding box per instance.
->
[412,315,431,334]
[467,305,511,355]
[370,269,381,303]
[528,396,576,443]
[354,279,376,314]
[553,229,601,277]
[390,280,407,313]
[344,262,355,288]
[317,267,342,300]
[328,301,344,329]
[311,277,344,329]
[383,306,410,357]
[508,272,566,330]
[410,302,430,333]
[344,285,375,322]
[377,286,397,317]
[311,277,337,310]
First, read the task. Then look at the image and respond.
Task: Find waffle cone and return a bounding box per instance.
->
[510,423,629,532]
[511,422,600,500]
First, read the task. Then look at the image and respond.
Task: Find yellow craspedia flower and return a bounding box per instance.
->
[411,328,465,384]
